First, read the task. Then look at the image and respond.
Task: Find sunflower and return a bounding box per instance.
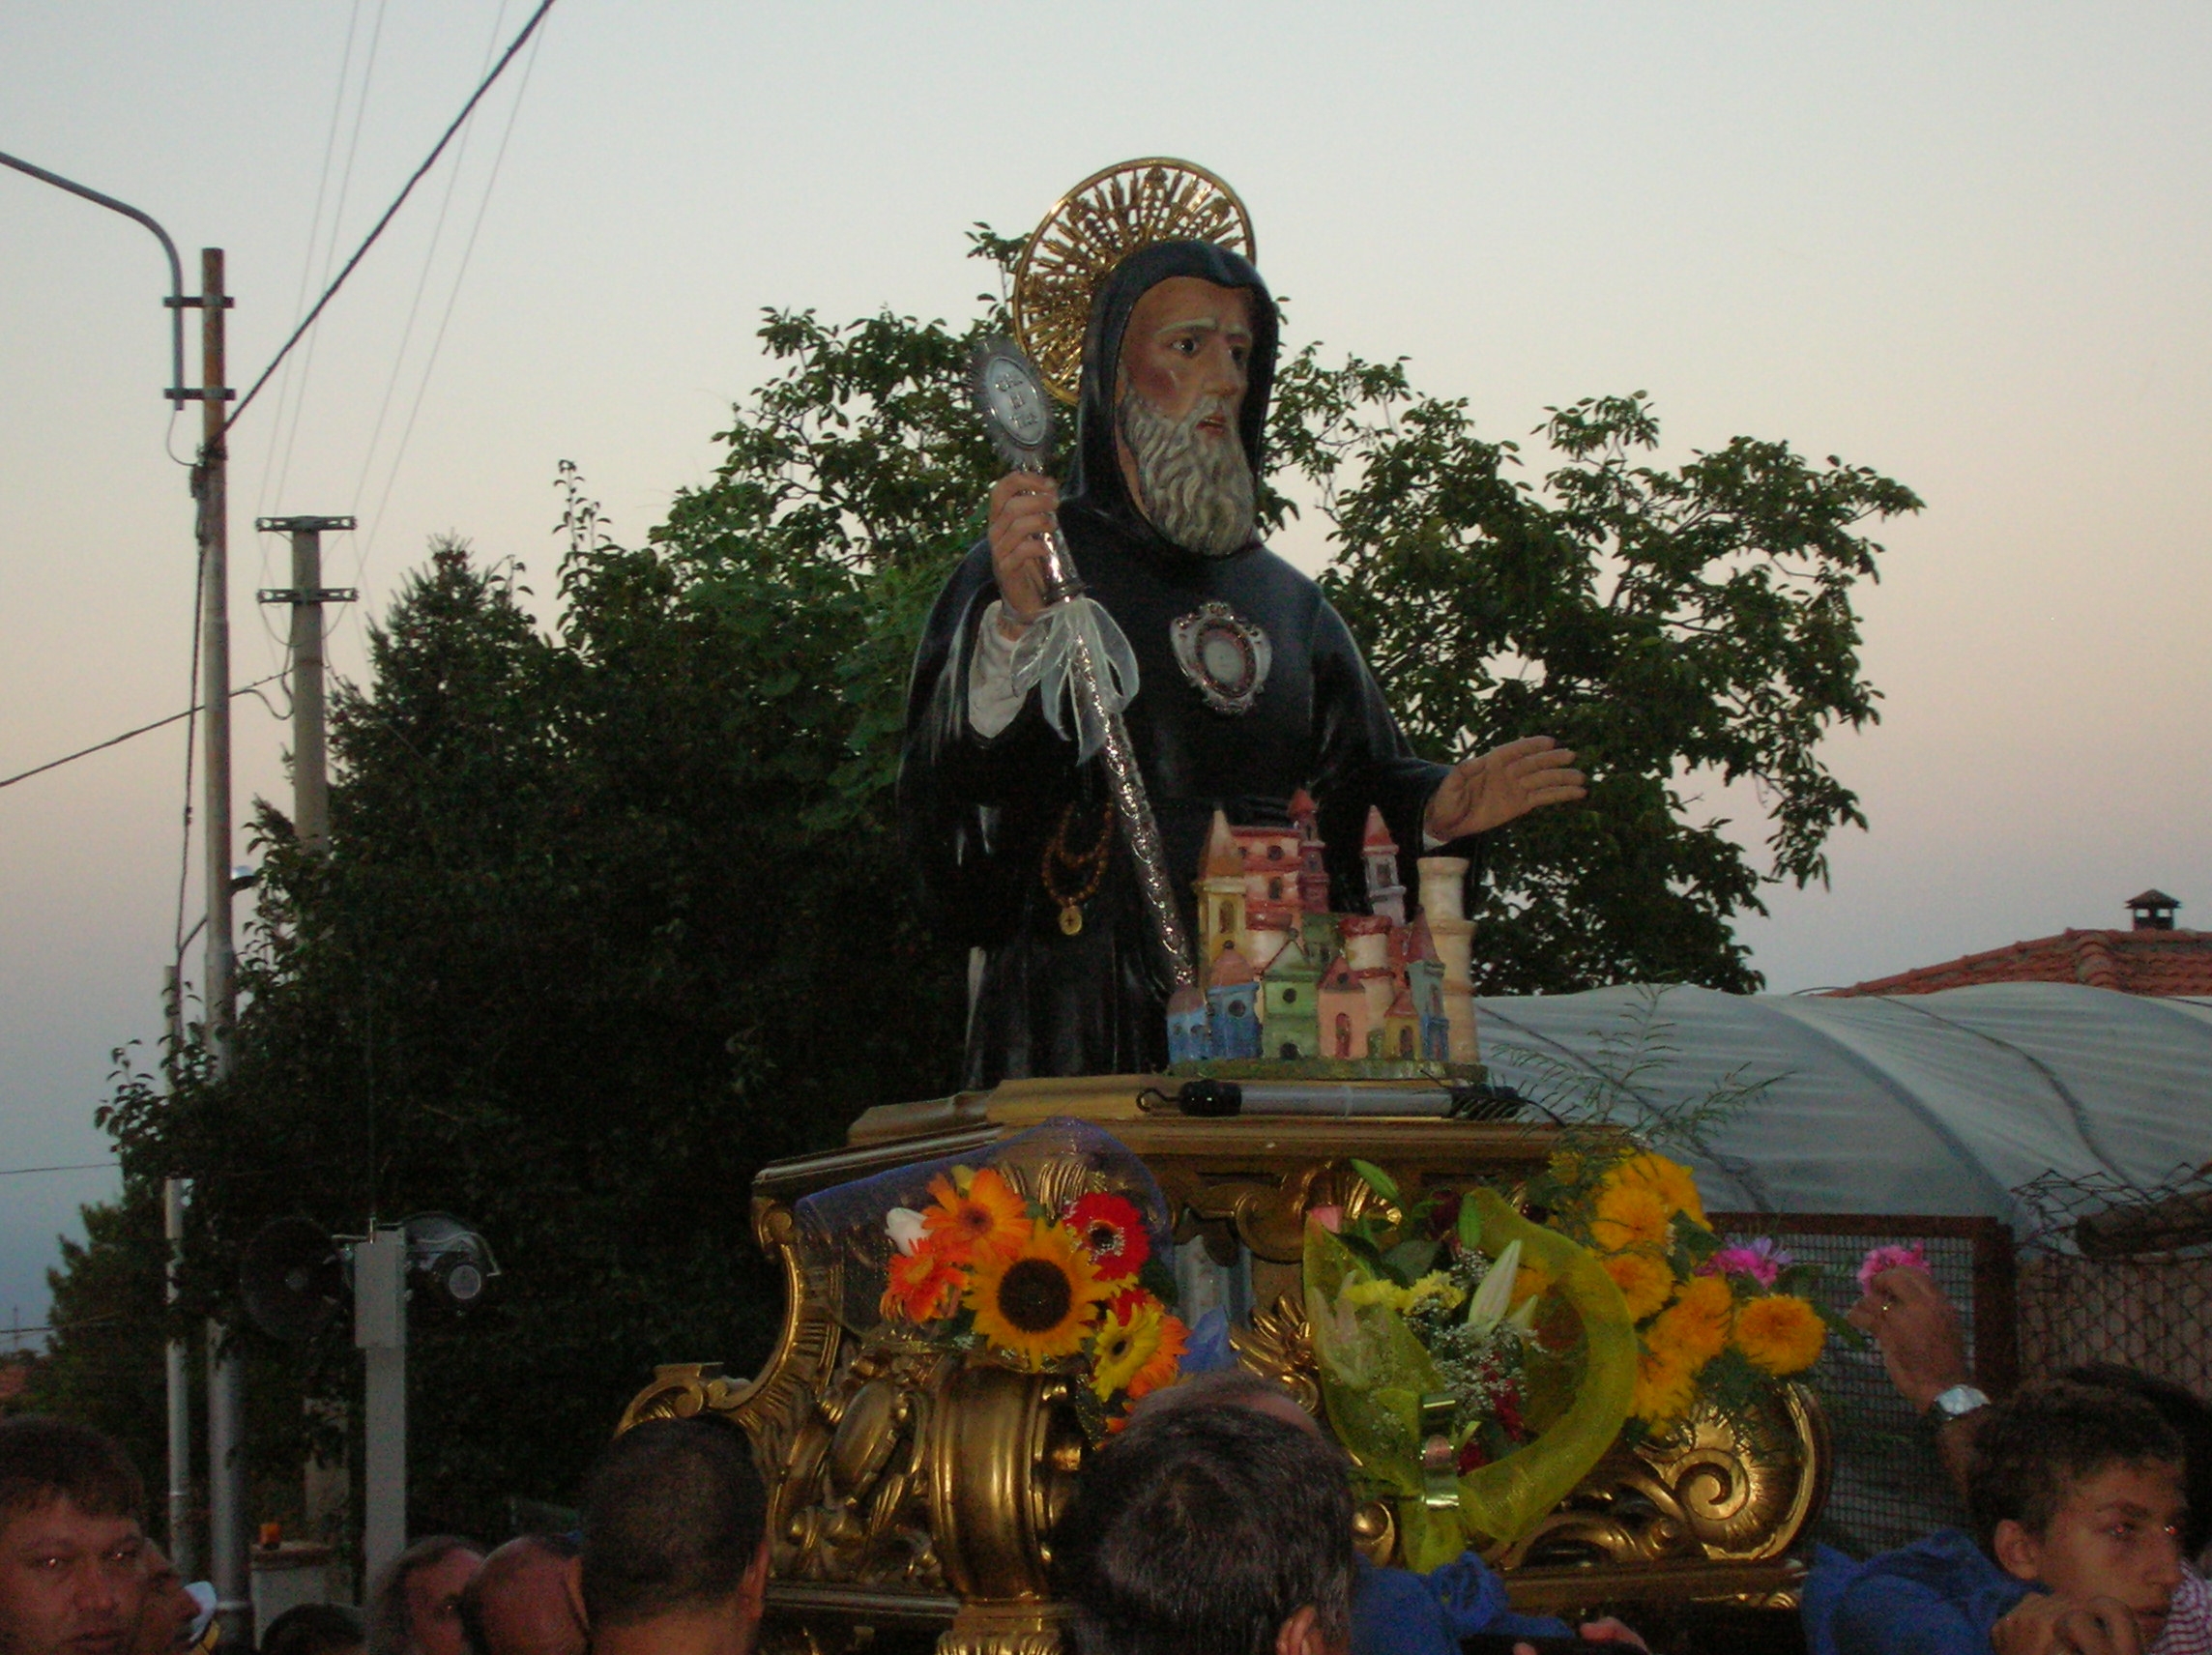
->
[1090,1295,1168,1399]
[922,1166,1030,1264]
[966,1219,1111,1370]
[1589,1181,1672,1254]
[1732,1293,1826,1376]
[1063,1192,1150,1279]
[881,1242,965,1324]
[1647,1274,1732,1369]
[1601,1250,1674,1322]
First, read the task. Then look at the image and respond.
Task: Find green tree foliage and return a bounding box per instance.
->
[92,231,1914,1527]
[19,1183,170,1478]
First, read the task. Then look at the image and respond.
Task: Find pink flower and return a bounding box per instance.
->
[1704,1237,1791,1287]
[1307,1205,1344,1234]
[1856,1243,1930,1293]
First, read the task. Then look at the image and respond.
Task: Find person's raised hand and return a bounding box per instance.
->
[1577,1618,1647,1648]
[1993,1593,2145,1655]
[1423,737,1586,842]
[1847,1264,1970,1413]
[987,472,1059,633]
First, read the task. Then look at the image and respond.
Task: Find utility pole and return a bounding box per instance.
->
[190,247,250,1655]
[354,1227,408,1585]
[161,971,194,1579]
[255,518,357,850]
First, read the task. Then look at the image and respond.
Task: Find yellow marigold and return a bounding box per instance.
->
[1342,1277,1411,1312]
[1589,1182,1671,1254]
[1601,1251,1674,1322]
[1732,1293,1826,1376]
[1648,1274,1732,1368]
[1632,1342,1697,1429]
[1611,1153,1708,1228]
[1403,1272,1466,1314]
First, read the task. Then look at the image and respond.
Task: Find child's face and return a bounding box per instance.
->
[1998,1459,2189,1645]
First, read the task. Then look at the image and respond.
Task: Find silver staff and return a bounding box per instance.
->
[972,337,1197,996]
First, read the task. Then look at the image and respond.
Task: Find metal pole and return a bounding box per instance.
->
[254,518,357,851]
[161,967,194,1579]
[195,247,250,1653]
[355,1227,408,1584]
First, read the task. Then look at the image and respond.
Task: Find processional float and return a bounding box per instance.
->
[621,160,1829,1655]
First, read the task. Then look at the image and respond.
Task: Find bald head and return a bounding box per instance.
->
[457,1538,584,1655]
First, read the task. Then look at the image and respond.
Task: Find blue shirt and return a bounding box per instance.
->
[1811,1530,2039,1655]
[1353,1553,1573,1655]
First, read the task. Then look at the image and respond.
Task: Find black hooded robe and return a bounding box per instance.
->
[899,242,1484,1086]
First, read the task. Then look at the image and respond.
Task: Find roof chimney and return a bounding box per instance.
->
[2125,889,2181,931]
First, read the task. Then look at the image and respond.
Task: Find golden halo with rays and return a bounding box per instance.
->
[1011,158,1256,406]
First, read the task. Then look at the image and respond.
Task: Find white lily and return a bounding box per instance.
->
[886,1207,928,1257]
[1310,1289,1376,1388]
[1463,1239,1523,1335]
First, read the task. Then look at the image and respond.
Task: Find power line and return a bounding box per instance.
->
[0,674,287,794]
[223,0,558,434]
[0,1163,117,1178]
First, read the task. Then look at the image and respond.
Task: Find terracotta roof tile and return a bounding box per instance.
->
[1829,928,2212,998]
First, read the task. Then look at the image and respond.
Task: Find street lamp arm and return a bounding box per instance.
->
[0,148,188,409]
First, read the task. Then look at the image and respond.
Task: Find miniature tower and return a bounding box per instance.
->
[1260,935,1323,1060]
[1206,945,1262,1060]
[1196,809,1248,964]
[1317,953,1371,1060]
[1382,979,1421,1060]
[1404,915,1449,1061]
[1417,856,1478,1062]
[1360,806,1407,926]
[1290,788,1332,913]
[1341,914,1397,1028]
[1166,982,1212,1065]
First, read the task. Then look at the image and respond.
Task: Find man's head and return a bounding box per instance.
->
[2066,1361,2212,1559]
[123,1548,197,1655]
[1968,1381,2188,1644]
[0,1417,148,1655]
[456,1536,582,1655]
[578,1418,768,1655]
[258,1604,364,1655]
[1113,276,1257,558]
[367,1538,483,1655]
[1054,1402,1353,1655]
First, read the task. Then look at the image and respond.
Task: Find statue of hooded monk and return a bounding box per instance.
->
[899,240,1584,1087]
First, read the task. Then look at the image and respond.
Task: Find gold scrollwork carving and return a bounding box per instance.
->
[774,1342,951,1589]
[1229,1292,1323,1416]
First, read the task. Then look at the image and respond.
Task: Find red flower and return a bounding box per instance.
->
[1063,1193,1150,1279]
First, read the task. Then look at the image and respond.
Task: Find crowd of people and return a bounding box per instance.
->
[1,1262,2203,1655]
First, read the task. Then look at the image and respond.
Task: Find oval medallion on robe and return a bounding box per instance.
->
[1170,601,1271,716]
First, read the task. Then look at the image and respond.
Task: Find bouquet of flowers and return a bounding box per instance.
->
[794,1118,1188,1438]
[1304,1160,1638,1569]
[1520,1146,1835,1440]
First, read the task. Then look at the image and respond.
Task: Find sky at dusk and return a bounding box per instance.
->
[3,3,2207,1331]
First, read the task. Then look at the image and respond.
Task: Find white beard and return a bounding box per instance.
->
[1118,390,1257,558]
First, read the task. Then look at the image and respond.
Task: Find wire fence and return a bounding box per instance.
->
[1710,1213,2014,1559]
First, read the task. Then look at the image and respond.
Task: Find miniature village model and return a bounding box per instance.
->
[1164,791,1481,1068]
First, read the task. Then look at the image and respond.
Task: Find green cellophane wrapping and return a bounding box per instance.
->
[1304,1189,1637,1570]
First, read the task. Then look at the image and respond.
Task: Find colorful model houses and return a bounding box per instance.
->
[1165,791,1480,1066]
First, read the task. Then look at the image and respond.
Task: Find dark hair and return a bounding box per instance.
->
[261,1604,366,1655]
[579,1417,766,1628]
[0,1416,144,1525]
[367,1536,482,1655]
[456,1533,583,1655]
[1053,1406,1353,1655]
[1966,1380,2184,1552]
[2065,1362,2212,1555]
[1126,1368,1304,1424]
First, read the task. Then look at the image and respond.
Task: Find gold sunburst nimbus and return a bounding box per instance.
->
[1012,158,1256,405]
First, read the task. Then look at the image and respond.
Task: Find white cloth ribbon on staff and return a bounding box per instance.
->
[1007,594,1141,765]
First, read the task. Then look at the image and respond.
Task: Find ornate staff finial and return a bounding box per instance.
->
[1011,158,1256,406]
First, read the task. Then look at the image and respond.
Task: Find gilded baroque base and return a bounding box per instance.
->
[620,1077,1827,1653]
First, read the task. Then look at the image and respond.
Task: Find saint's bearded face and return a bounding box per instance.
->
[1118,386,1257,558]
[1113,276,1258,558]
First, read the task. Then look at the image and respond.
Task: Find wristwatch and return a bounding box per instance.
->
[1930,1382,1991,1421]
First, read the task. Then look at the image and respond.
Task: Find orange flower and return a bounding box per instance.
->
[881,1243,964,1324]
[922,1166,1030,1264]
[1589,1182,1671,1254]
[1127,1313,1188,1402]
[1633,1342,1697,1430]
[1732,1294,1826,1376]
[1649,1274,1732,1369]
[1609,1153,1708,1229]
[1601,1251,1674,1322]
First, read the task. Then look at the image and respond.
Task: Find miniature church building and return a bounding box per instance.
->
[1197,811,1248,964]
[1317,953,1371,1060]
[1361,806,1407,926]
[1205,944,1262,1060]
[1260,935,1323,1059]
